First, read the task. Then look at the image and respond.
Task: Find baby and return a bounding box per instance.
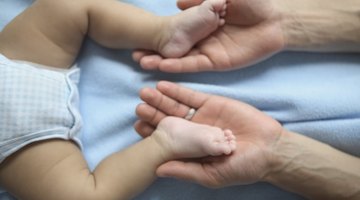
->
[0,0,235,199]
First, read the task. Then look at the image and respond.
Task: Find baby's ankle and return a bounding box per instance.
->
[150,128,175,160]
[150,17,172,53]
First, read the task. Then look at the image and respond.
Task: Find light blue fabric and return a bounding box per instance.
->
[0,0,359,199]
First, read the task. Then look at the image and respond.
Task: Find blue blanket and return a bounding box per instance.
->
[1,0,359,199]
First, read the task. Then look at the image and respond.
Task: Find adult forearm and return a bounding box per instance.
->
[265,130,360,200]
[274,0,360,52]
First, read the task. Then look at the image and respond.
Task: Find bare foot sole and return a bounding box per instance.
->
[155,116,236,158]
[158,0,227,58]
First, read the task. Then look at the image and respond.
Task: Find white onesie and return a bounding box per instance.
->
[0,54,82,163]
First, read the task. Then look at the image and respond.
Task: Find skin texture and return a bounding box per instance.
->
[135,81,285,186]
[135,81,360,200]
[133,0,360,72]
[0,0,234,199]
[1,0,360,199]
[0,0,226,68]
[132,0,284,72]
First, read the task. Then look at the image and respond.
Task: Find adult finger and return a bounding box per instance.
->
[177,0,205,10]
[133,120,155,138]
[132,49,155,62]
[135,102,167,126]
[139,87,191,118]
[157,54,215,73]
[156,160,220,188]
[156,81,210,109]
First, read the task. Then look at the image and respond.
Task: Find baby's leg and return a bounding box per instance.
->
[158,0,227,58]
[154,116,236,158]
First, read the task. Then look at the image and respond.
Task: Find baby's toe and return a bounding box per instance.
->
[229,140,237,151]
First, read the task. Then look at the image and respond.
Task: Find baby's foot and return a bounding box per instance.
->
[154,116,236,159]
[158,0,227,58]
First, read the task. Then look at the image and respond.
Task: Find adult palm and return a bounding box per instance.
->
[135,81,284,187]
[133,0,285,72]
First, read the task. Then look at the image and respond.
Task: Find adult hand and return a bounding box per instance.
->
[133,0,285,72]
[134,81,284,187]
[136,82,360,199]
[133,0,360,73]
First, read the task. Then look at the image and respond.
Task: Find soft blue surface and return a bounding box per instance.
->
[1,0,359,199]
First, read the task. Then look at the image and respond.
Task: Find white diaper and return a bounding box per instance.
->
[0,54,83,163]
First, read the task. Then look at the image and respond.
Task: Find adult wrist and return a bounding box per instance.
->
[272,0,360,52]
[263,129,360,200]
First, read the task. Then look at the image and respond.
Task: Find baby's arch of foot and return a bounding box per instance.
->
[158,0,227,58]
[156,117,236,158]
